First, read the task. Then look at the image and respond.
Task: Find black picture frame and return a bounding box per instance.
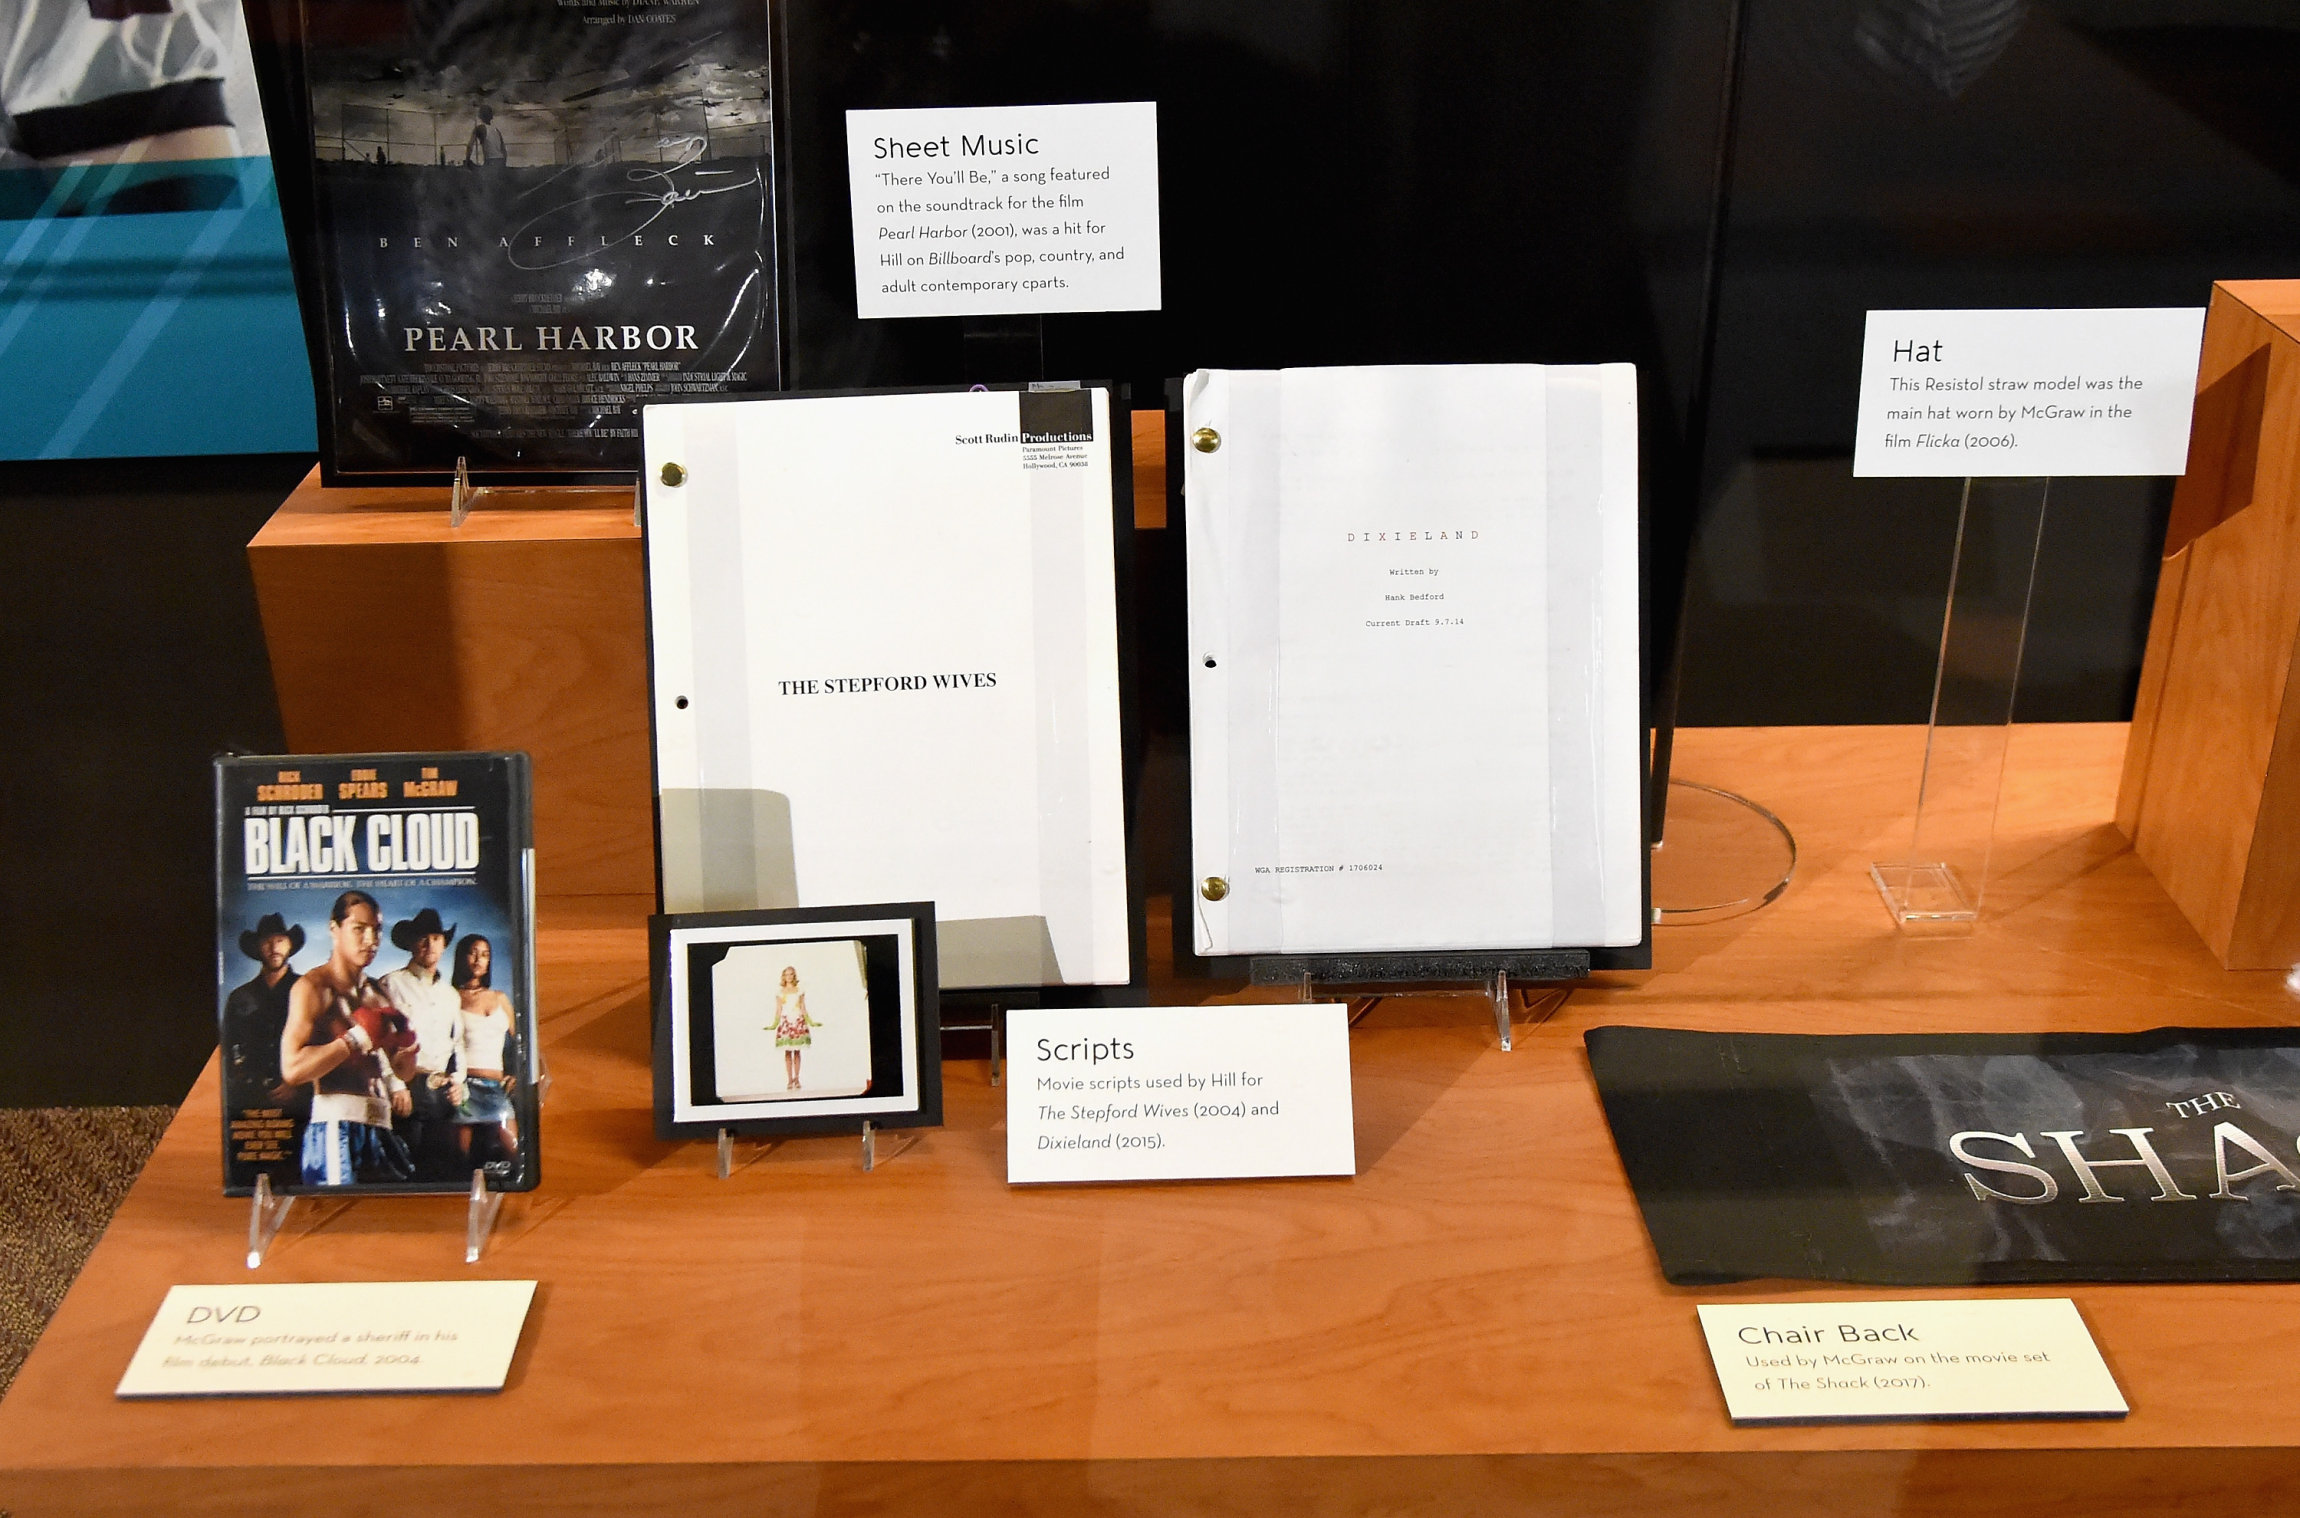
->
[239,0,787,487]
[651,903,940,1140]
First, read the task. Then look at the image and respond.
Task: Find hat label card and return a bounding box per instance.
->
[1852,307,2205,477]
[118,1281,536,1397]
[845,101,1161,319]
[1005,1005,1356,1184]
[1696,1299,2127,1425]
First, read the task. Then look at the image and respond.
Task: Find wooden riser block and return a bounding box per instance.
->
[2118,279,2300,969]
[247,469,653,897]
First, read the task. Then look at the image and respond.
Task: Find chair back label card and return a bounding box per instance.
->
[1006,1005,1355,1184]
[1697,1298,2126,1425]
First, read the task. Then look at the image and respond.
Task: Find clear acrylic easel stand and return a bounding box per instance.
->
[1246,954,1587,1051]
[715,1118,916,1178]
[247,1046,551,1268]
[447,456,641,529]
[245,1170,509,1268]
[1872,477,2051,932]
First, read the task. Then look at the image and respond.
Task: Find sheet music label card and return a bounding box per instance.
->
[117,1281,536,1398]
[1696,1299,2126,1426]
[1852,307,2205,477]
[847,102,1161,319]
[1007,1005,1355,1184]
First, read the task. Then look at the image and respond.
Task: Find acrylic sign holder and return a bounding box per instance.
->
[446,456,639,528]
[246,1050,551,1268]
[1246,951,1589,1052]
[1871,476,2052,931]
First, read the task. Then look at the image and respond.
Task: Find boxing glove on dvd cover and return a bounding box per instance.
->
[216,752,539,1195]
[242,0,783,482]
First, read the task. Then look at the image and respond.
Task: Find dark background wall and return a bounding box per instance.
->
[0,455,305,1105]
[9,0,2300,1105]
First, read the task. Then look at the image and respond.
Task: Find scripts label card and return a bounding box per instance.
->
[1007,1005,1355,1183]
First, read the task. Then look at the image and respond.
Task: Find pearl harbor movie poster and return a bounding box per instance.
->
[215,752,540,1196]
[277,0,780,479]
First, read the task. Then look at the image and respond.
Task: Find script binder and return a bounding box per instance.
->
[1185,364,1643,958]
[643,385,1132,988]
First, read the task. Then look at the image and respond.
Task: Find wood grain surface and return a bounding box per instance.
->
[2118,279,2300,966]
[5,723,2299,1514]
[248,467,654,897]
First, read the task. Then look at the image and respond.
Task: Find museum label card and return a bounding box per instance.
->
[117,1281,536,1398]
[1696,1298,2126,1425]
[847,102,1161,319]
[1853,307,2204,477]
[1007,1005,1355,1183]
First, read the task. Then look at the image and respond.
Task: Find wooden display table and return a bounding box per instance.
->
[5,724,2299,1514]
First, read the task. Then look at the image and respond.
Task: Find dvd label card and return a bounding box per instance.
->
[216,753,538,1196]
[117,1282,536,1398]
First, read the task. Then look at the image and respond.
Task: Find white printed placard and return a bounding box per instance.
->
[1853,307,2204,477]
[1697,1298,2126,1425]
[1007,1004,1355,1184]
[117,1281,536,1398]
[847,101,1161,319]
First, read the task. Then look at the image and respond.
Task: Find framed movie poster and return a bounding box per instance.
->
[652,904,941,1139]
[215,751,540,1196]
[245,0,783,482]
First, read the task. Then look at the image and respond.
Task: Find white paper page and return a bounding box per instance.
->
[645,388,1129,986]
[1186,364,1641,956]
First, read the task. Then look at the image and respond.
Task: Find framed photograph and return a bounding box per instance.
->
[652,904,941,1140]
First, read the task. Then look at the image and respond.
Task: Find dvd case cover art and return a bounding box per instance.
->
[216,753,539,1196]
[290,0,780,479]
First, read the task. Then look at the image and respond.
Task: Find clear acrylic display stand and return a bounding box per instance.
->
[244,1170,508,1269]
[1872,477,2052,931]
[1650,780,1799,924]
[1247,952,1588,1051]
[446,456,641,528]
[715,1120,914,1178]
[245,1046,551,1268]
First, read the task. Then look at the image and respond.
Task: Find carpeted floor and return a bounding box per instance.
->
[0,1106,174,1397]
